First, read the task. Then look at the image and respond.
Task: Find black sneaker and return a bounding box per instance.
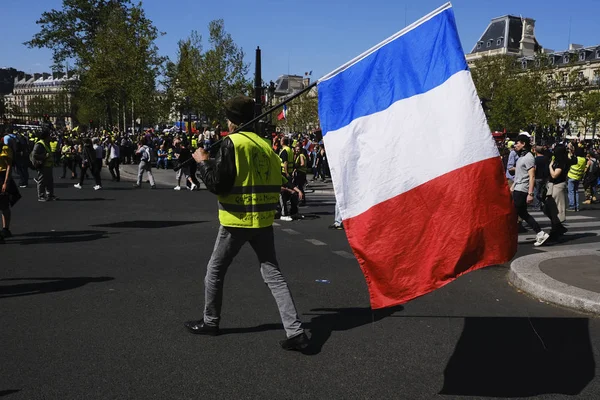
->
[1,228,12,238]
[280,332,310,351]
[328,224,343,230]
[184,320,220,336]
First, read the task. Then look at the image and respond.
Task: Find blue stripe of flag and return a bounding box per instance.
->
[318,8,468,135]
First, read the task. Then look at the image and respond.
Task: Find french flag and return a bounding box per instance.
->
[318,3,517,309]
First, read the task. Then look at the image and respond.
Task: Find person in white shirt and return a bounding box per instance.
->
[106,137,120,182]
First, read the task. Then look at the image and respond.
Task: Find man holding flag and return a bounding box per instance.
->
[316,2,517,309]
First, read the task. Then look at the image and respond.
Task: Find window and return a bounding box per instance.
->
[521,60,527,69]
[596,49,600,59]
[535,59,541,67]
[477,42,482,49]
[497,37,503,46]
[580,52,586,61]
[578,71,585,80]
[487,40,492,48]
[550,57,556,65]
[564,54,570,63]
[557,97,567,109]
[562,72,568,83]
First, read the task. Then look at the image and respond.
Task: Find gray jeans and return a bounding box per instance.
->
[204,225,304,338]
[36,166,54,199]
[136,161,155,186]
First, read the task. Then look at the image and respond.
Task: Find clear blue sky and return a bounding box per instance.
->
[1,0,599,83]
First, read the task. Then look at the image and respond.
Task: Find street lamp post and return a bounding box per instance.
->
[186,96,192,146]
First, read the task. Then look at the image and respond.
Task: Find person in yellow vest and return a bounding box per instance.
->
[49,136,59,166]
[60,139,76,179]
[191,135,198,152]
[567,143,586,211]
[292,143,308,204]
[278,137,294,178]
[188,95,308,351]
[31,125,58,201]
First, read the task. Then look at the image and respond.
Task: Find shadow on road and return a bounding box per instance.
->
[548,232,598,245]
[59,198,115,202]
[219,306,404,355]
[440,317,595,397]
[302,306,404,355]
[0,276,114,299]
[9,230,109,245]
[0,390,20,397]
[91,220,206,229]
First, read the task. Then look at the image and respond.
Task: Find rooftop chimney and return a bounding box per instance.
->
[569,44,584,50]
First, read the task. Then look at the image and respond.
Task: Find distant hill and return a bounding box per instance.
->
[0,68,24,95]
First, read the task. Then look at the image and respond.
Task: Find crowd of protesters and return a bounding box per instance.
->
[0,120,335,243]
[501,132,600,246]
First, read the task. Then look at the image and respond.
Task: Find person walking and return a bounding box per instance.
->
[74,138,97,189]
[133,138,156,189]
[567,144,586,211]
[31,125,57,201]
[187,95,308,351]
[0,130,21,243]
[106,137,121,182]
[511,134,550,247]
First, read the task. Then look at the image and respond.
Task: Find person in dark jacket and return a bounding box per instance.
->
[185,95,308,351]
[73,139,96,189]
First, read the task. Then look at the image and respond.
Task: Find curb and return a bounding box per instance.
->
[509,249,600,314]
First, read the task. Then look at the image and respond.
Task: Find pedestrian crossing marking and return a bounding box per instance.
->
[333,250,355,259]
[305,239,327,246]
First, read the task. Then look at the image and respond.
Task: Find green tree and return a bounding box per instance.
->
[471,55,554,133]
[165,20,250,125]
[27,0,164,127]
[275,91,319,133]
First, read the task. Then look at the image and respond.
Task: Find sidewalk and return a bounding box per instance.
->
[509,249,600,314]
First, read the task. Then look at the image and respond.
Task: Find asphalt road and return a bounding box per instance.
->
[2,167,600,399]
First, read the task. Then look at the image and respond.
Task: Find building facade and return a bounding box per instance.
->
[3,72,77,128]
[467,15,600,138]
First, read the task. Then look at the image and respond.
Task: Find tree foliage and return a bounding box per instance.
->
[471,55,554,133]
[275,92,319,133]
[26,0,164,128]
[164,20,250,125]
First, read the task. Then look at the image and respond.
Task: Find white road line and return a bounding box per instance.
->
[272,222,280,226]
[305,239,327,246]
[282,228,300,235]
[333,250,355,259]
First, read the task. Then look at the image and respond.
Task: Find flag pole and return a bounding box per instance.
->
[173,81,318,171]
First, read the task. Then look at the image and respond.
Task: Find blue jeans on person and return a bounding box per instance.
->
[568,178,581,210]
[157,157,168,169]
[334,202,342,226]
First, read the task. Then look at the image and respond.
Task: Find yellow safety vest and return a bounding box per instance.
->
[279,145,294,174]
[37,140,54,167]
[218,132,282,228]
[568,156,587,181]
[191,138,198,150]
[295,153,307,174]
[50,140,58,152]
[167,148,173,160]
[62,145,73,159]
